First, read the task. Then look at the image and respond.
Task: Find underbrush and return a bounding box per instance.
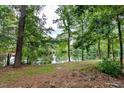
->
[97,58,121,77]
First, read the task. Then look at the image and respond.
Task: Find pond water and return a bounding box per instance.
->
[0,54,80,67]
[0,55,66,67]
[10,56,15,64]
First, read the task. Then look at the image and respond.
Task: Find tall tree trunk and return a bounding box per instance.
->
[14,6,27,68]
[81,46,84,61]
[67,26,71,62]
[117,15,123,70]
[27,56,31,64]
[107,35,110,58]
[7,53,10,66]
[111,39,115,60]
[68,30,71,62]
[81,20,84,61]
[97,39,101,59]
[67,12,71,62]
[62,17,71,62]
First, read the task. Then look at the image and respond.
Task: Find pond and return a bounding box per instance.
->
[0,54,67,67]
[0,54,81,67]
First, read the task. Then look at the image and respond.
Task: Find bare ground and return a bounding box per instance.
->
[0,62,124,88]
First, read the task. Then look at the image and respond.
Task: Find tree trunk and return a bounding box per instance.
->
[14,6,27,68]
[97,39,101,59]
[27,56,31,64]
[67,11,71,62]
[117,15,123,70]
[111,39,115,61]
[68,31,71,62]
[81,47,84,61]
[81,20,84,61]
[107,35,110,58]
[7,53,10,66]
[67,25,71,62]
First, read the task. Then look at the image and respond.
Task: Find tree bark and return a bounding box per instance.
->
[67,11,71,62]
[81,46,84,61]
[81,20,84,61]
[14,6,27,68]
[111,39,115,60]
[67,28,71,62]
[97,39,101,59]
[107,35,110,58]
[117,15,123,70]
[27,56,31,64]
[7,53,10,66]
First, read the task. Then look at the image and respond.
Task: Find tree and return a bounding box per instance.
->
[14,5,27,67]
[22,5,53,64]
[117,14,123,69]
[74,5,91,60]
[0,5,17,66]
[66,7,71,62]
[55,6,75,62]
[7,53,10,66]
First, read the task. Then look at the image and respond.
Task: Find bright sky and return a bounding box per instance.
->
[40,5,61,38]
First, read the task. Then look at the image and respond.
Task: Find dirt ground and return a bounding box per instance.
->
[0,63,124,88]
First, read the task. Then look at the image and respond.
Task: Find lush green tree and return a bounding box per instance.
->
[14,5,27,67]
[22,5,54,64]
[0,5,17,66]
[55,5,76,62]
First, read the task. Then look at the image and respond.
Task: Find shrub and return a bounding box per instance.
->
[98,58,121,77]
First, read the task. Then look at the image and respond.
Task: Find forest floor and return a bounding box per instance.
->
[0,60,124,88]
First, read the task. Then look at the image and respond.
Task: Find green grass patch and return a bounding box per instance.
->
[0,64,55,84]
[79,63,97,73]
[61,62,81,70]
[56,60,99,71]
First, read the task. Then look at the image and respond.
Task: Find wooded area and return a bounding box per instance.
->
[0,5,124,88]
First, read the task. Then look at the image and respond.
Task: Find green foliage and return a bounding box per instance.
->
[22,6,53,64]
[98,58,121,77]
[0,6,17,53]
[0,5,124,68]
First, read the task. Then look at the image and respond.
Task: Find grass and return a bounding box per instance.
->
[0,64,55,84]
[54,60,99,71]
[0,60,100,85]
[56,62,81,70]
